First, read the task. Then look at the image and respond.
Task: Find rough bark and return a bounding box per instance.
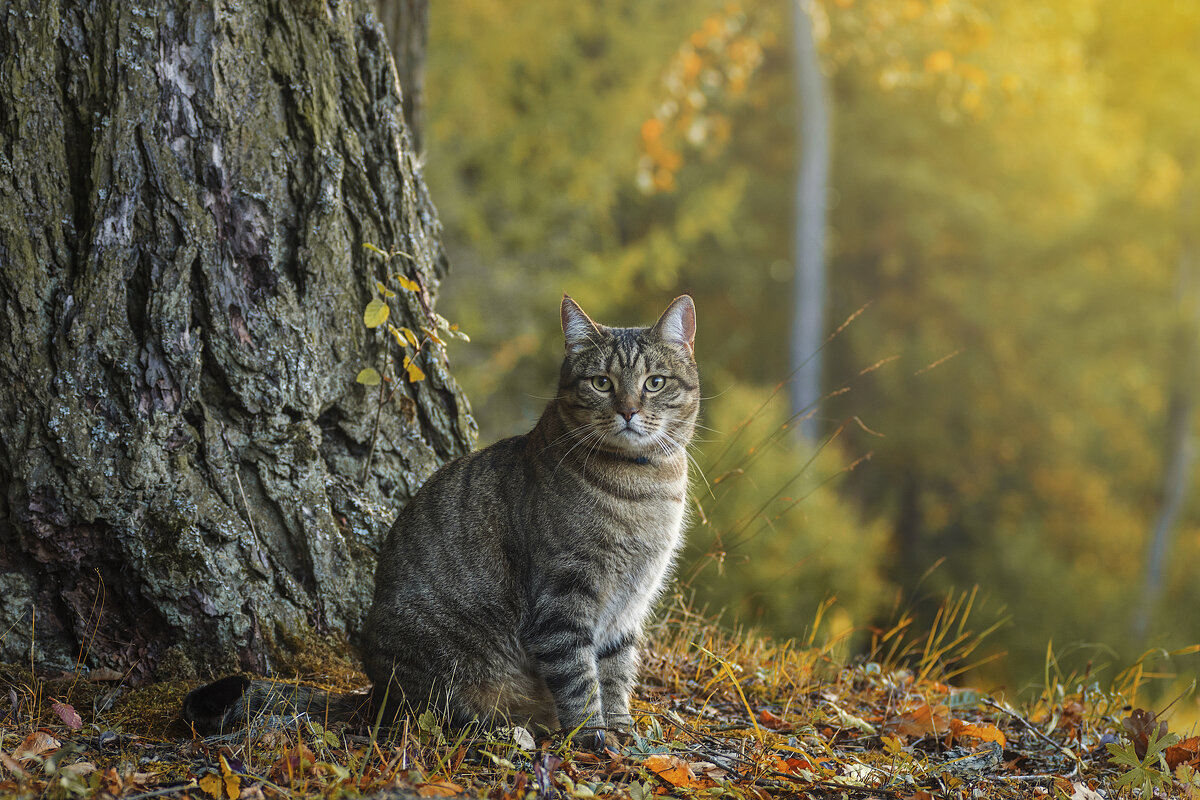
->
[375,0,428,153]
[0,0,475,683]
[789,0,830,440]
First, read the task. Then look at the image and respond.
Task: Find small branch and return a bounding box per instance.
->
[982,698,1082,774]
[361,350,391,488]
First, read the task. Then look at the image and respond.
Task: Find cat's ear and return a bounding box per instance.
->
[561,295,602,353]
[652,295,696,352]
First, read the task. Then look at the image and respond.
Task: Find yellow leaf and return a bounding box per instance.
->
[198,773,223,798]
[420,325,445,346]
[401,327,420,348]
[403,355,425,383]
[362,242,389,258]
[644,753,696,788]
[363,298,389,328]
[376,281,396,298]
[388,324,405,347]
[394,274,420,293]
[356,368,381,386]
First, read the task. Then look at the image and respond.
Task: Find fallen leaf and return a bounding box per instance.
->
[416,781,463,797]
[1166,736,1200,770]
[198,773,224,798]
[51,700,82,730]
[950,719,1007,747]
[510,725,535,751]
[1122,708,1167,760]
[888,703,950,738]
[0,750,28,778]
[61,761,96,777]
[644,753,695,788]
[88,667,124,682]
[759,708,793,731]
[269,743,316,785]
[13,731,60,761]
[1069,781,1105,800]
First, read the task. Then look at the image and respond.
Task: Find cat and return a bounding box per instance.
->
[183,294,699,750]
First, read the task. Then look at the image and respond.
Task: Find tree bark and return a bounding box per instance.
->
[0,0,475,683]
[790,0,831,440]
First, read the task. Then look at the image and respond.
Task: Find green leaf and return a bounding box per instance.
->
[363,298,389,328]
[417,709,440,734]
[362,242,389,258]
[355,368,381,386]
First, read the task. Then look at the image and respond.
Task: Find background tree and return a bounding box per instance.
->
[0,0,474,682]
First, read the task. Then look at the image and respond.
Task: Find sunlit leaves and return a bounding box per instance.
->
[637,7,766,194]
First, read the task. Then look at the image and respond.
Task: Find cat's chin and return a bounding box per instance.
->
[606,428,674,458]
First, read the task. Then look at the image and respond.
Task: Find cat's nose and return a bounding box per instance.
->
[619,406,638,422]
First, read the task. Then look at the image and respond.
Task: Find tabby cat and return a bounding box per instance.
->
[183,295,699,749]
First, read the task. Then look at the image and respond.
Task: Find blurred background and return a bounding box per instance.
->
[417,0,1199,713]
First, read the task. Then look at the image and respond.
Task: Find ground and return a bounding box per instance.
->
[1,602,1198,800]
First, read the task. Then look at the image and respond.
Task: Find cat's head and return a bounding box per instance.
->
[556,295,699,458]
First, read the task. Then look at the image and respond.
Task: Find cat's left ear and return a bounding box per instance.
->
[652,295,696,352]
[562,294,603,353]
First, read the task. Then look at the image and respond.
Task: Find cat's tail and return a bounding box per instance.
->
[181,675,373,734]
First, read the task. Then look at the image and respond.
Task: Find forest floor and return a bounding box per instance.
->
[1,601,1198,800]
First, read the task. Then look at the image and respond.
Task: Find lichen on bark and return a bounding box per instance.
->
[0,0,474,682]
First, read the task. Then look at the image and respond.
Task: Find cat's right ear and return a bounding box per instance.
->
[561,295,602,353]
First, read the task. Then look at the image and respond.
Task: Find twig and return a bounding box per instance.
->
[121,783,197,800]
[982,698,1082,776]
[361,350,392,487]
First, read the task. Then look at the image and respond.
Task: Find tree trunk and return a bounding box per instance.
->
[0,0,475,683]
[376,0,429,154]
[1133,180,1198,642]
[790,0,831,440]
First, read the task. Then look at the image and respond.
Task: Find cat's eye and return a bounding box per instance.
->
[644,375,666,393]
[591,375,613,392]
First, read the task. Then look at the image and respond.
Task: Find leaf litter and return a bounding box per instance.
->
[0,606,1197,800]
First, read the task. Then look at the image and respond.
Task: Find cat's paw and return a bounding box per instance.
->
[573,726,608,752]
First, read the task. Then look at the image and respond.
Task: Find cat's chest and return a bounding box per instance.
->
[592,479,687,632]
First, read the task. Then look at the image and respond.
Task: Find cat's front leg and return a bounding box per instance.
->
[523,592,606,748]
[597,629,639,734]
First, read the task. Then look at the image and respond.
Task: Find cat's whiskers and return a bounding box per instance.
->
[552,426,609,474]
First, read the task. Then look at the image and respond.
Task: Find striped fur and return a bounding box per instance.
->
[184,295,699,749]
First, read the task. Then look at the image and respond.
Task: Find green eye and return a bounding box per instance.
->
[644,375,666,393]
[591,375,613,392]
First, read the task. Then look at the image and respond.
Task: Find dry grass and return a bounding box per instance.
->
[2,598,1197,800]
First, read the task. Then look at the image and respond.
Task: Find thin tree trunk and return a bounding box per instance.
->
[0,0,475,682]
[1133,181,1198,641]
[376,0,429,153]
[790,0,831,440]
